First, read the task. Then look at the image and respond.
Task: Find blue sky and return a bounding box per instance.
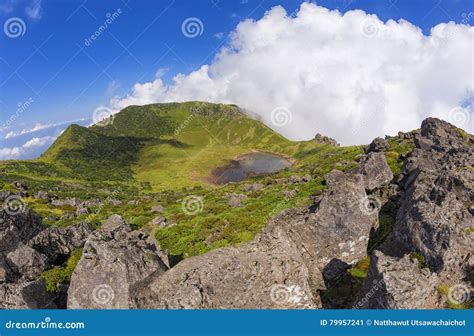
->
[0,0,473,159]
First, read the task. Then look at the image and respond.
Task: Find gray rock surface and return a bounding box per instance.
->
[6,244,47,281]
[131,154,386,308]
[29,222,91,263]
[354,251,439,309]
[0,279,59,309]
[381,118,473,283]
[352,152,394,191]
[365,137,391,153]
[67,215,168,309]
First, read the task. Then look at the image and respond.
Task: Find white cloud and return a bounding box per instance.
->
[106,3,473,144]
[4,119,87,139]
[22,136,52,148]
[0,147,22,160]
[0,136,54,160]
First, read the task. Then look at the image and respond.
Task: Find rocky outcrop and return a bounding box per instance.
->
[28,222,91,263]
[365,137,391,153]
[380,119,473,282]
[0,193,89,309]
[0,279,61,309]
[131,150,393,309]
[352,153,394,191]
[67,215,168,309]
[354,251,439,309]
[359,118,473,308]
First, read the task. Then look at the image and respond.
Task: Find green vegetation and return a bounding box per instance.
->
[0,102,415,258]
[384,137,414,177]
[40,249,83,292]
[409,252,431,270]
[349,257,370,278]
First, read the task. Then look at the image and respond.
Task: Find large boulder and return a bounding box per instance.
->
[131,223,316,309]
[380,118,473,284]
[6,244,47,281]
[0,279,59,309]
[67,215,168,309]
[29,222,91,263]
[352,152,394,191]
[354,251,439,309]
[131,154,389,308]
[365,137,391,153]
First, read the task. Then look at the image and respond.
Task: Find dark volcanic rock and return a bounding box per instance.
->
[0,279,59,309]
[131,215,316,309]
[29,222,91,263]
[67,215,168,308]
[365,137,391,153]
[352,152,394,191]
[381,118,473,283]
[354,251,439,309]
[131,153,387,309]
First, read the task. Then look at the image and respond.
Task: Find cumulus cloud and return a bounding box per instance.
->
[106,3,473,144]
[0,136,54,160]
[4,118,87,139]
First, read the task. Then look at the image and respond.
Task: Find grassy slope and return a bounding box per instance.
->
[0,102,381,257]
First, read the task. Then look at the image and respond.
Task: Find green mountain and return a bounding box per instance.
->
[2,102,413,258]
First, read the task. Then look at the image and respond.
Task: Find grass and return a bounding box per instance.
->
[0,102,418,259]
[40,249,83,293]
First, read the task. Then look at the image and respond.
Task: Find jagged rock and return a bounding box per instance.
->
[6,244,47,280]
[132,157,381,308]
[108,199,122,206]
[324,169,344,185]
[0,208,45,253]
[226,193,248,208]
[28,222,91,263]
[0,279,59,309]
[67,215,168,309]
[381,118,473,284]
[34,191,49,200]
[302,174,312,182]
[131,219,317,309]
[75,205,89,217]
[273,177,288,184]
[51,198,81,207]
[289,175,302,183]
[314,133,339,146]
[151,205,164,213]
[365,137,391,153]
[352,152,394,191]
[354,251,439,309]
[244,183,263,192]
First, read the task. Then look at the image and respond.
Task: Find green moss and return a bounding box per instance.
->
[349,257,370,278]
[40,249,83,293]
[409,252,430,269]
